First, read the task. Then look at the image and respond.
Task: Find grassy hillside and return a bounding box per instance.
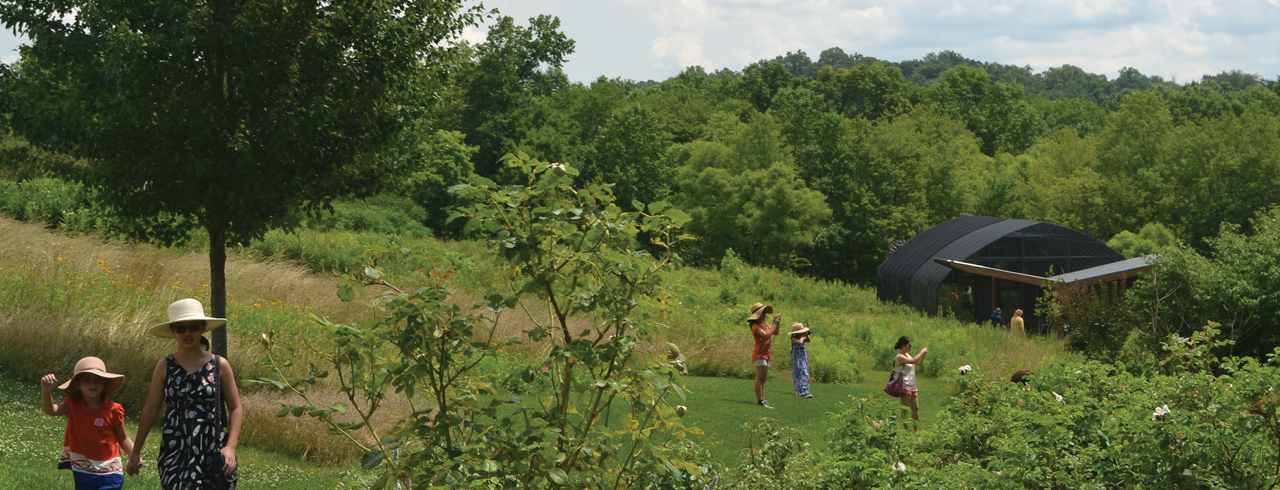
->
[0,213,1076,471]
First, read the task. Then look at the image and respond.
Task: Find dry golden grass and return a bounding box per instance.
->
[236,389,417,466]
[0,218,411,464]
[0,216,575,465]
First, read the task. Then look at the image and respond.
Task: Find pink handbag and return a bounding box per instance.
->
[883,369,905,397]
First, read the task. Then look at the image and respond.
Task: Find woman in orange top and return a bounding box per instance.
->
[748,302,782,409]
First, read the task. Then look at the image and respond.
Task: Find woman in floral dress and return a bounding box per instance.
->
[128,299,243,489]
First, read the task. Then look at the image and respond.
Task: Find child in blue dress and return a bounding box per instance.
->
[790,323,813,398]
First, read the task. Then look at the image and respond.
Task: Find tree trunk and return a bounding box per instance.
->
[209,226,228,357]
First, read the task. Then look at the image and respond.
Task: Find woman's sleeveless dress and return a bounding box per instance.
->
[158,355,227,489]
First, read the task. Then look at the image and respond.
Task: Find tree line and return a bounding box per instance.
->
[435,16,1280,286]
[3,12,1280,289]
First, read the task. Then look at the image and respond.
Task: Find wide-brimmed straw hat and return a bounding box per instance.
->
[790,323,810,336]
[147,298,227,338]
[58,356,124,397]
[746,302,774,322]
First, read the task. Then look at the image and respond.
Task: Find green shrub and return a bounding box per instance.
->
[0,178,90,226]
[744,324,1280,489]
[0,136,85,182]
[310,194,432,238]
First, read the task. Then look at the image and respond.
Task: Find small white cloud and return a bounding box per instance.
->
[650,32,709,69]
[940,2,966,16]
[459,25,487,45]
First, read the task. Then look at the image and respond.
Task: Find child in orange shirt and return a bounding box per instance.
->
[41,356,136,490]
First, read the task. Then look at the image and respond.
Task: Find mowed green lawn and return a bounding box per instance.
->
[677,373,952,466]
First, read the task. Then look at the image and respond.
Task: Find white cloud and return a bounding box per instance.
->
[650,32,710,69]
[459,25,487,45]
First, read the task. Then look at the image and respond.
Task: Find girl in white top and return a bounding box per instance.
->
[894,336,928,431]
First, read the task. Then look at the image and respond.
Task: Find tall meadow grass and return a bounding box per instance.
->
[1,212,1078,466]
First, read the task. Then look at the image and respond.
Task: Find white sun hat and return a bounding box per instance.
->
[147,298,227,338]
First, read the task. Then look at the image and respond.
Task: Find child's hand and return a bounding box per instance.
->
[40,374,57,392]
[126,455,143,476]
[920,346,929,354]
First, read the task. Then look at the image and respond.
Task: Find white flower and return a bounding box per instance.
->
[958,365,972,374]
[549,162,566,171]
[675,405,687,417]
[1152,404,1171,420]
[1053,391,1063,402]
[892,461,906,473]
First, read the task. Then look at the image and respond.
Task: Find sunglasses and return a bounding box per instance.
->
[170,322,204,334]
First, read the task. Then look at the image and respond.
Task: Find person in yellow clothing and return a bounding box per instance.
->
[1011,309,1025,336]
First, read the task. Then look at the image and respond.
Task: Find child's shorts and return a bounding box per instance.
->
[753,359,769,367]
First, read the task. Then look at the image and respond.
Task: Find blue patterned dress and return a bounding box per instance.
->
[792,343,812,397]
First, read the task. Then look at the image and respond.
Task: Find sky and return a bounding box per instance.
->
[459,0,1280,84]
[2,1,1276,85]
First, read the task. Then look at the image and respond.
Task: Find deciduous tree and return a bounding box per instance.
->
[1,0,481,354]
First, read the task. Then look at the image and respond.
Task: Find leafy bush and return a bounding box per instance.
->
[743,324,1280,489]
[0,178,90,226]
[256,157,709,488]
[310,194,432,238]
[0,136,85,182]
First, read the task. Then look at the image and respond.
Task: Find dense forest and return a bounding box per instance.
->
[426,16,1280,284]
[4,14,1280,350]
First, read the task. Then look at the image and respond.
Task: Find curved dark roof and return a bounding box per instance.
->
[877,215,1123,313]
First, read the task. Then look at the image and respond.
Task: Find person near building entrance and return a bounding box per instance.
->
[989,307,1005,328]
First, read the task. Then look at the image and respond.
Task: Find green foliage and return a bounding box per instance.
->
[927,65,1043,156]
[671,114,831,269]
[459,15,577,176]
[1129,207,1280,358]
[585,104,674,209]
[1107,222,1177,258]
[448,154,704,487]
[776,327,1280,489]
[0,135,84,182]
[812,62,913,121]
[1034,96,1108,136]
[2,0,485,355]
[0,178,89,227]
[258,156,706,488]
[311,195,433,239]
[1057,279,1139,359]
[406,130,478,235]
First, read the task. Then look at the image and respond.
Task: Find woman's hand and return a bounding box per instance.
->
[220,446,237,474]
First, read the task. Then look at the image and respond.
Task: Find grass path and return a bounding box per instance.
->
[677,374,952,466]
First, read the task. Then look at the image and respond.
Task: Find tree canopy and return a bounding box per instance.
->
[0,0,481,354]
